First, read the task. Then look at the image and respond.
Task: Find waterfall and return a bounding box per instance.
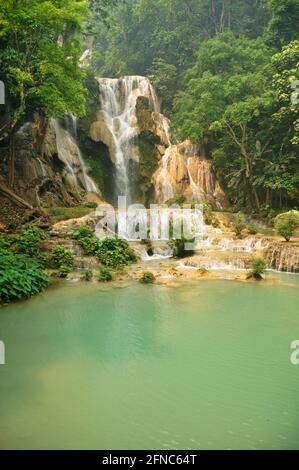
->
[160,147,174,201]
[53,118,98,194]
[96,76,162,201]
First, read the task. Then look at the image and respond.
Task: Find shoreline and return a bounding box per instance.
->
[64,257,299,288]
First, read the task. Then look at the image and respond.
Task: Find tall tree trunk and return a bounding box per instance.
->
[8,128,15,188]
[252,184,260,210]
[219,0,226,32]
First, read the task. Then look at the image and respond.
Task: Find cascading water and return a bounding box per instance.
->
[160,147,174,201]
[97,76,164,201]
[53,117,98,194]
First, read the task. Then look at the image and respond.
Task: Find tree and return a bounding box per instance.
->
[0,0,88,131]
[275,210,299,241]
[249,257,267,279]
[0,0,88,192]
[272,41,299,147]
[267,0,299,47]
[91,0,271,114]
[147,58,177,113]
[173,32,274,209]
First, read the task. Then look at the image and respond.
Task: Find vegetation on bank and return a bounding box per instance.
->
[98,267,113,282]
[0,222,138,304]
[0,210,298,305]
[0,226,48,303]
[140,272,156,284]
[249,257,267,280]
[72,227,137,268]
[274,211,299,242]
[0,253,48,303]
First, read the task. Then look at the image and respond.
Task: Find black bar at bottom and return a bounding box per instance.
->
[0,450,298,466]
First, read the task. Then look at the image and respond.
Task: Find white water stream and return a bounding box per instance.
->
[97,76,164,200]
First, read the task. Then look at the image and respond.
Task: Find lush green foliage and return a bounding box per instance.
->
[0,0,88,143]
[95,238,137,269]
[0,225,45,256]
[274,210,299,241]
[140,271,155,284]
[58,264,73,278]
[267,0,299,47]
[98,266,113,282]
[172,23,299,211]
[73,228,137,269]
[49,246,75,270]
[72,226,95,240]
[11,226,46,256]
[91,0,270,113]
[0,226,49,303]
[0,251,48,303]
[250,257,267,279]
[72,226,98,255]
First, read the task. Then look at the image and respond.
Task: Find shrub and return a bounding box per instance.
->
[232,213,246,237]
[250,257,267,280]
[50,246,74,269]
[81,238,99,256]
[275,211,299,242]
[12,225,46,256]
[58,264,72,278]
[98,267,113,282]
[247,222,259,235]
[95,238,137,269]
[82,268,93,281]
[0,236,12,254]
[140,271,155,284]
[0,252,48,303]
[72,226,95,240]
[72,226,98,256]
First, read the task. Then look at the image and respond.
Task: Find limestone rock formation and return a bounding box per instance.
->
[152,140,229,209]
[0,114,100,226]
[266,242,299,273]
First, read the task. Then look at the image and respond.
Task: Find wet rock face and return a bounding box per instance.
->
[136,96,171,147]
[152,140,230,209]
[0,116,89,226]
[266,243,299,273]
[17,119,88,206]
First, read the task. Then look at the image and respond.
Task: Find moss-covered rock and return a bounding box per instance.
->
[137,131,160,205]
[136,96,155,133]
